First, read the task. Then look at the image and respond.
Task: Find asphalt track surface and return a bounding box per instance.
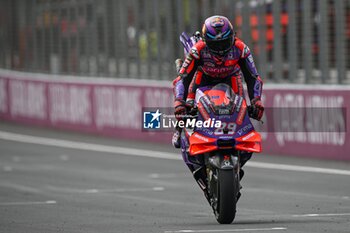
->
[0,122,350,233]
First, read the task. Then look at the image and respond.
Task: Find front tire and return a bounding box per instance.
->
[215,170,237,224]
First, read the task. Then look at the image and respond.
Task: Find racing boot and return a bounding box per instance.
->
[239,168,245,181]
[237,152,252,201]
[193,166,210,204]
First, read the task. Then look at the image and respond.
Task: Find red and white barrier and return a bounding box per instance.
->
[1,69,349,160]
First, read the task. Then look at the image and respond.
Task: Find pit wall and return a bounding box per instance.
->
[1,69,349,160]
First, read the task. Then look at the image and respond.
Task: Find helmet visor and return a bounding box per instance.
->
[206,37,232,54]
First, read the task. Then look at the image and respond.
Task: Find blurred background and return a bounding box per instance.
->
[0,0,349,84]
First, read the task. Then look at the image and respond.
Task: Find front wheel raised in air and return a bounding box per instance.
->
[214,170,237,224]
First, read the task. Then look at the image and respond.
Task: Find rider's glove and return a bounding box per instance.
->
[250,97,264,121]
[186,98,195,109]
[174,99,186,120]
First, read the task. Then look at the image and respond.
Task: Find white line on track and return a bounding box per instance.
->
[0,182,43,194]
[244,187,350,201]
[0,200,56,206]
[164,227,287,233]
[247,161,350,176]
[45,185,164,194]
[84,188,165,194]
[293,213,350,217]
[1,130,350,176]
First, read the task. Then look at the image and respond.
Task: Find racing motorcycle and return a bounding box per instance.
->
[177,32,262,224]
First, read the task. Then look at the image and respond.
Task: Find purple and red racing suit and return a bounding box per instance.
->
[173,38,263,108]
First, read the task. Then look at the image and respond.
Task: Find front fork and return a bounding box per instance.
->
[180,132,243,202]
[190,152,241,205]
[206,153,240,201]
[207,153,240,172]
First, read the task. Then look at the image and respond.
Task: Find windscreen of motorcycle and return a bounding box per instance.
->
[207,83,235,115]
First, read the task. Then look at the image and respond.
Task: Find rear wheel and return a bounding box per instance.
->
[214,170,237,224]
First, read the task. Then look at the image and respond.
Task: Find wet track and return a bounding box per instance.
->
[0,123,350,233]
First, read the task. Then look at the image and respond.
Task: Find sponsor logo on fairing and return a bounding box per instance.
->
[236,97,243,112]
[237,123,253,136]
[236,102,246,125]
[242,132,255,140]
[194,133,209,142]
[218,109,230,115]
[199,98,211,114]
[199,127,214,135]
[198,102,210,120]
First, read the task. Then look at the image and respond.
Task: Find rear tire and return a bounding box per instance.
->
[215,170,237,224]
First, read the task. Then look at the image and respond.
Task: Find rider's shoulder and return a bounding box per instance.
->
[234,38,250,58]
[190,40,206,59]
[234,38,246,51]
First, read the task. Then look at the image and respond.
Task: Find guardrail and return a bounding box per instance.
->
[1,69,349,160]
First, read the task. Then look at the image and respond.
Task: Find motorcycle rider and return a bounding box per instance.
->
[172,15,264,200]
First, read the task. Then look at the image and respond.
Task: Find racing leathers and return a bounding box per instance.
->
[173,37,264,120]
[172,38,264,166]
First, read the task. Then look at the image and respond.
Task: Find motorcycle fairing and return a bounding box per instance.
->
[189,132,218,155]
[186,84,262,156]
[235,130,262,152]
